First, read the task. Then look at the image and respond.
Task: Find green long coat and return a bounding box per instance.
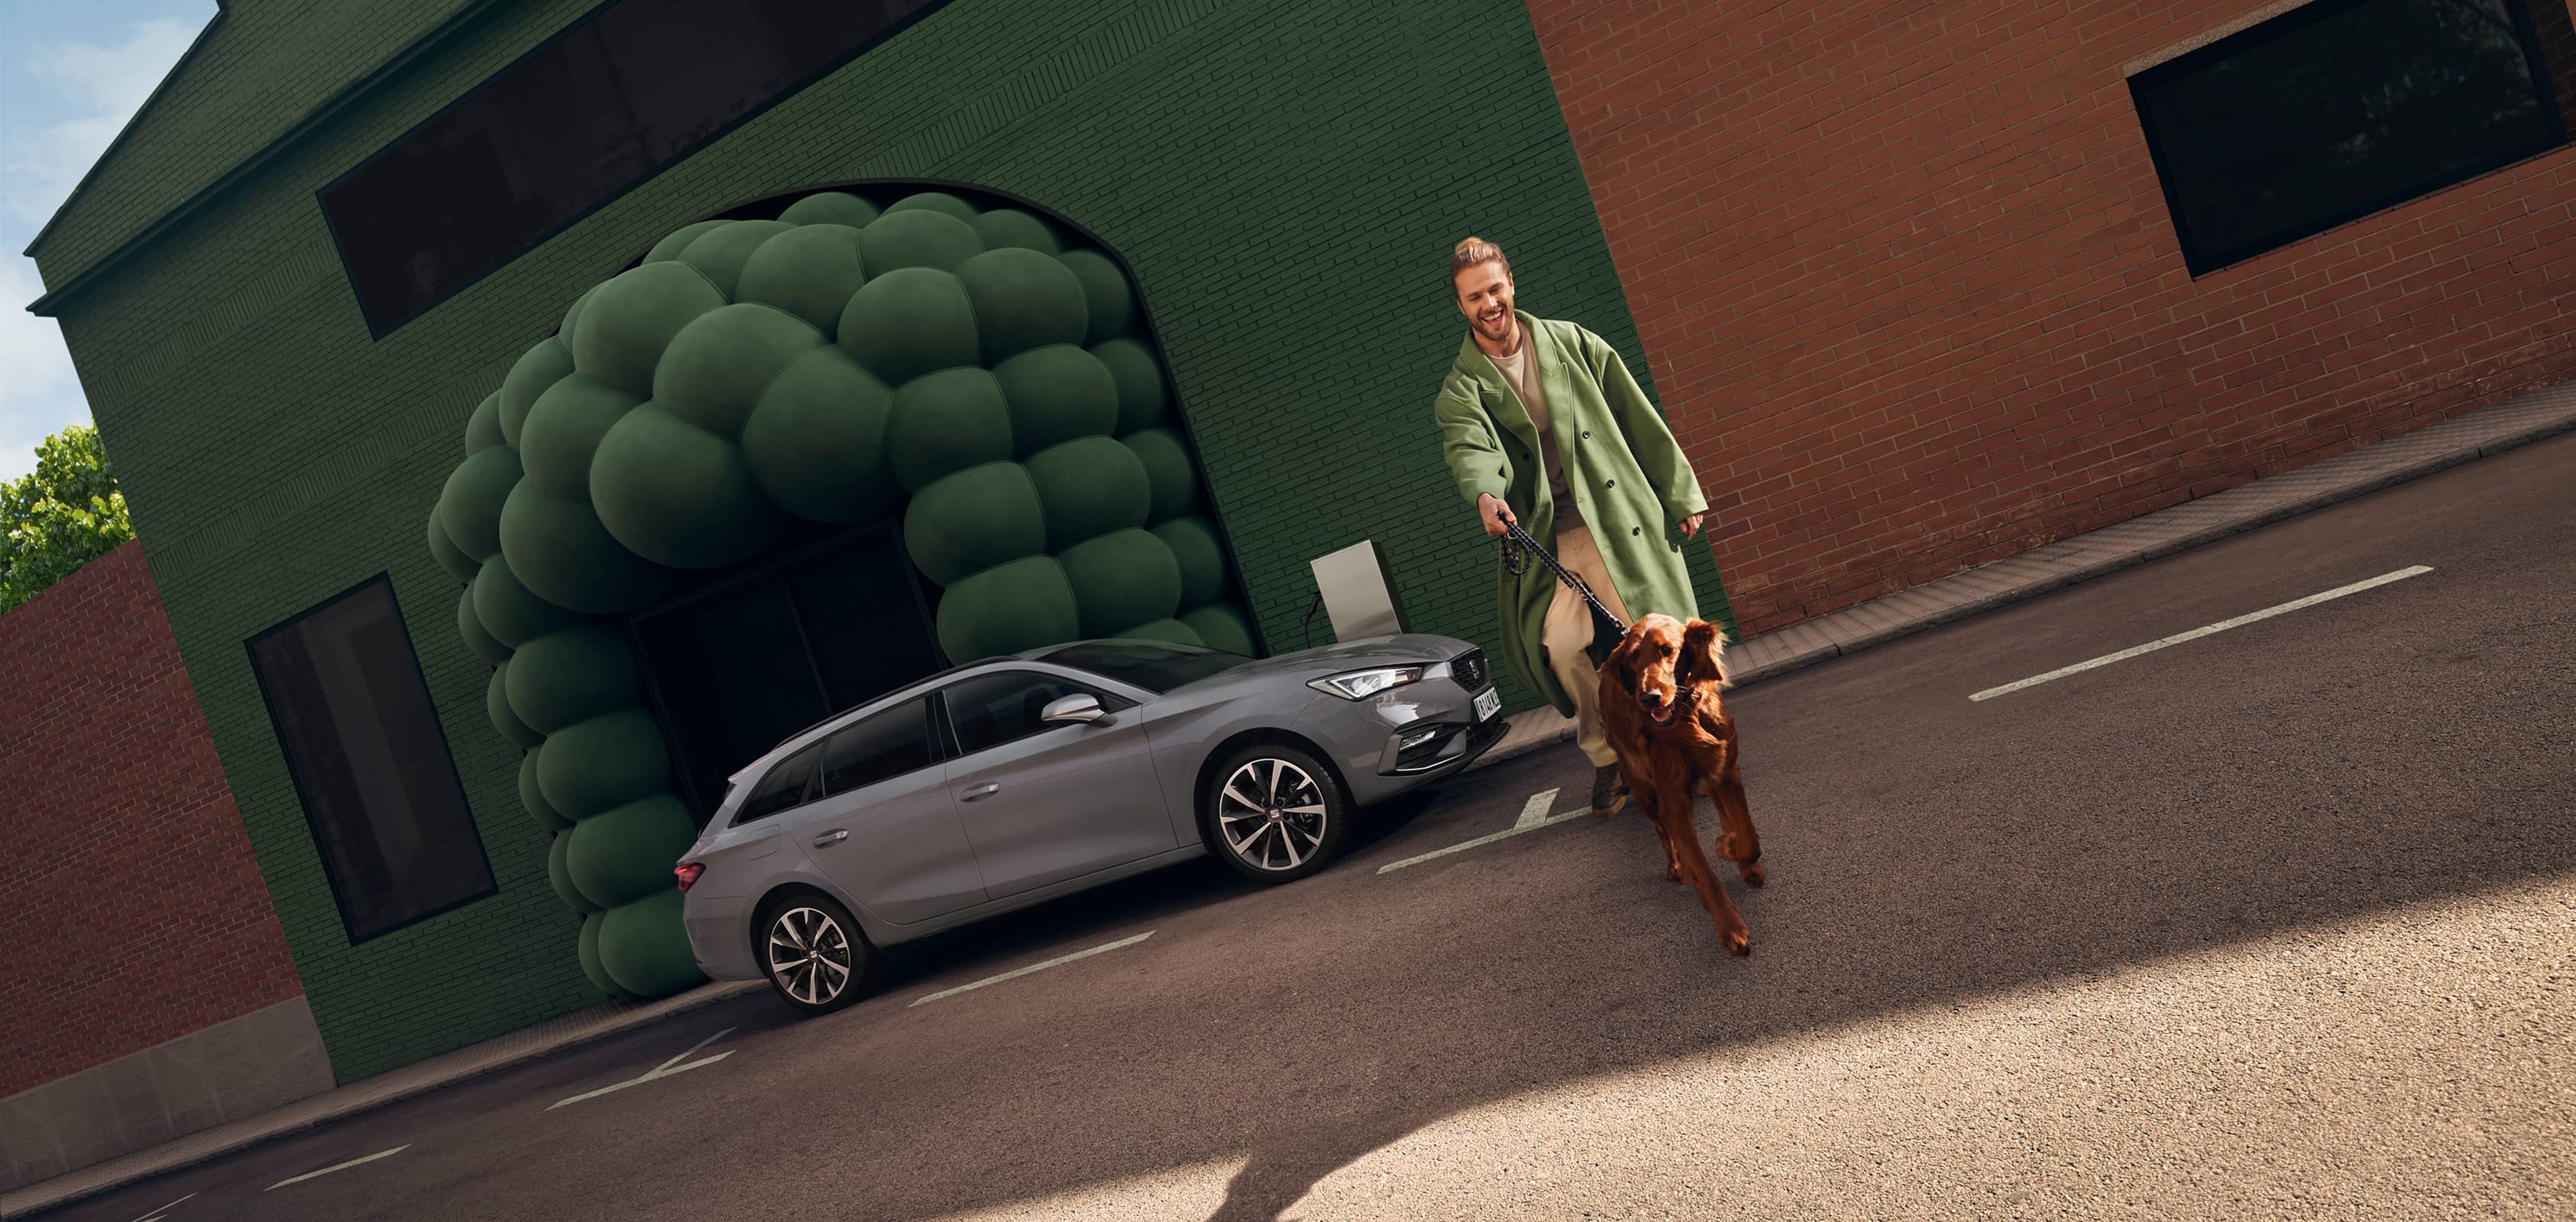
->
[1432,312,1708,716]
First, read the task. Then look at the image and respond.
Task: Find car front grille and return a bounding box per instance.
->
[1451,649,1488,692]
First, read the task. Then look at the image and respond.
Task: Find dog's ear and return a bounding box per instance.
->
[1681,619,1730,689]
[1605,621,1649,688]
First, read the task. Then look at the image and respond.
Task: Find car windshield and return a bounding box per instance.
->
[1039,639,1248,693]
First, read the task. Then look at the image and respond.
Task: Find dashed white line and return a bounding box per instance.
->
[126,1191,195,1221]
[265,1146,411,1191]
[1379,787,1593,874]
[545,1027,737,1110]
[1968,564,2435,702]
[909,931,1156,1007]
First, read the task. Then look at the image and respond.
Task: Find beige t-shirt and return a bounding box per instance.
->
[1490,336,1582,531]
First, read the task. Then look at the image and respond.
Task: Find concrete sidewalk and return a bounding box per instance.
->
[8,377,2571,1220]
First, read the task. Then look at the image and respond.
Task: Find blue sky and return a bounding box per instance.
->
[0,0,218,482]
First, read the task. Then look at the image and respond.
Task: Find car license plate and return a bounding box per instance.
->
[1474,687,1500,722]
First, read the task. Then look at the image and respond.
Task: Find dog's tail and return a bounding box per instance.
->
[1684,619,1732,690]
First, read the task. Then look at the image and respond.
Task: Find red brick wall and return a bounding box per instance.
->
[1526,0,2576,632]
[0,540,303,1098]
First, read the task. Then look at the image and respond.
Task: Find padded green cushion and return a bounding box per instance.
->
[1024,436,1150,549]
[992,344,1118,456]
[428,507,478,584]
[487,661,544,750]
[957,247,1088,364]
[568,794,700,910]
[506,624,642,735]
[652,303,824,441]
[571,261,727,396]
[1152,516,1228,609]
[886,367,1013,493]
[1094,338,1170,435]
[904,461,1045,586]
[517,374,642,499]
[1059,528,1182,637]
[739,347,898,523]
[973,208,1062,254]
[456,588,511,666]
[1181,603,1257,655]
[498,482,675,615]
[580,910,637,998]
[860,208,983,273]
[838,268,980,386]
[550,829,600,914]
[736,224,867,334]
[599,889,704,999]
[498,338,575,451]
[537,708,672,821]
[1121,427,1201,523]
[1060,250,1136,344]
[471,553,583,649]
[644,219,730,265]
[778,190,880,228]
[522,747,572,833]
[591,402,783,569]
[558,284,599,354]
[1113,617,1202,647]
[937,556,1079,661]
[677,219,794,299]
[437,444,522,562]
[883,190,979,224]
[464,390,506,455]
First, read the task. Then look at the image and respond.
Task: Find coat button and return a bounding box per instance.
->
[1605,480,1615,489]
[1631,527,1640,536]
[1582,431,1591,438]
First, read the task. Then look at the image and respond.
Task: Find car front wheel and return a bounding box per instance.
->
[758,892,882,1017]
[1205,743,1352,884]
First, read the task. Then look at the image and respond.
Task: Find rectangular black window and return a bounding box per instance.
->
[818,697,938,797]
[247,576,495,942]
[320,0,948,336]
[2130,0,2571,276]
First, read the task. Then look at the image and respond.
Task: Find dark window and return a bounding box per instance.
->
[734,741,823,824]
[1034,640,1248,694]
[320,0,949,335]
[819,697,939,796]
[2129,0,2570,276]
[246,576,494,942]
[940,671,1126,756]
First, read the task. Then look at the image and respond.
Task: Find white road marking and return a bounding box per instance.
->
[1967,564,2435,703]
[544,1027,737,1111]
[909,931,1155,1007]
[1380,787,1591,874]
[127,1191,195,1221]
[265,1146,411,1191]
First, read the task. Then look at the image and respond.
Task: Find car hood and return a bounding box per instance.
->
[1176,633,1469,689]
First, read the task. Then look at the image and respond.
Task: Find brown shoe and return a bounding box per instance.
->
[1590,763,1627,816]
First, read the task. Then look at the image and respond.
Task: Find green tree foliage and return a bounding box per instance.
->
[1,425,135,614]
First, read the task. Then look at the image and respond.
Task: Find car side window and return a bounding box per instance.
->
[941,671,1124,756]
[733,741,823,825]
[820,697,938,797]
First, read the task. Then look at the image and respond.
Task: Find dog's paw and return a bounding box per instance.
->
[1741,863,1766,887]
[1722,929,1752,957]
[1666,863,1683,883]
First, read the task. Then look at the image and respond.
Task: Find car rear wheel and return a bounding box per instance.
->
[1205,743,1351,884]
[758,892,881,1017]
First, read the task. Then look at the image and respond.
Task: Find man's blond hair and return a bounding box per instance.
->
[1449,235,1510,292]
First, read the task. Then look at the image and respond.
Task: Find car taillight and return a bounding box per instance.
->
[675,862,704,893]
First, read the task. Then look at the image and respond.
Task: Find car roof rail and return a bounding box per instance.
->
[773,655,1018,746]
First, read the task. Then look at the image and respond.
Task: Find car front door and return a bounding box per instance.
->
[783,696,989,926]
[937,669,1176,900]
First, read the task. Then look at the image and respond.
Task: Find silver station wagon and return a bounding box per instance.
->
[673,635,1506,1014]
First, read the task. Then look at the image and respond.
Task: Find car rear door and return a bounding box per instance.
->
[784,696,989,926]
[937,668,1176,900]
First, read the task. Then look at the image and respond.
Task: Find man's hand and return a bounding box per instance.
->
[1479,493,1518,538]
[1677,512,1704,539]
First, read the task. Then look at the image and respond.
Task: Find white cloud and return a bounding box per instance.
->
[0,257,87,483]
[3,17,202,227]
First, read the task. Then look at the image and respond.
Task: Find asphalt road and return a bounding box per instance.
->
[42,433,2575,1222]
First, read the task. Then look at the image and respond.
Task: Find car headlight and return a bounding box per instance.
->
[1309,665,1425,700]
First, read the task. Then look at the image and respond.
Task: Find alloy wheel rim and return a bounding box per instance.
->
[767,906,853,1005]
[1217,758,1327,871]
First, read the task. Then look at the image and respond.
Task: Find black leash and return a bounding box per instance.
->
[1498,519,1629,661]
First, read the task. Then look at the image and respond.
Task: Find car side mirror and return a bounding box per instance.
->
[1040,693,1112,726]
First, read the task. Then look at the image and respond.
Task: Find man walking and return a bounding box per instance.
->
[1431,236,1709,816]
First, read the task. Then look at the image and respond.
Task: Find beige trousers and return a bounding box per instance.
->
[1542,526,1633,768]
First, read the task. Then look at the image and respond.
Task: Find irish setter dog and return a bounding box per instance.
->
[1597,613,1764,956]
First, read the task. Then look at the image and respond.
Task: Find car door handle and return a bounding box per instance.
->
[960,782,1002,802]
[812,829,848,849]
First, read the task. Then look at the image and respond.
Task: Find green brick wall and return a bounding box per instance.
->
[49,0,1732,1084]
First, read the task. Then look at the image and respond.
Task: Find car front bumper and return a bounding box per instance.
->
[1301,648,1511,806]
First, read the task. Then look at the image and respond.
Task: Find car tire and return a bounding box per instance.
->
[1203,742,1353,885]
[756,891,882,1017]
